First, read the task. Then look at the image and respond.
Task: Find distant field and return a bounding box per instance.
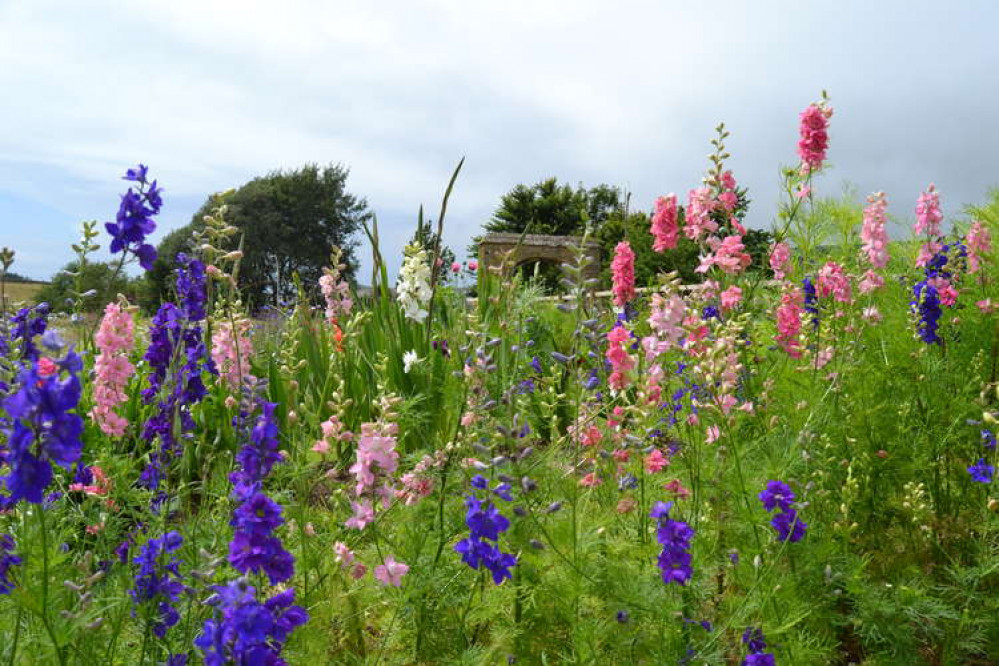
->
[1,280,46,306]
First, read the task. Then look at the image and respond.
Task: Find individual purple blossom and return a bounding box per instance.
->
[741,627,776,665]
[105,164,162,271]
[802,277,819,328]
[0,534,21,594]
[770,509,808,543]
[758,481,795,512]
[968,458,995,484]
[130,531,187,638]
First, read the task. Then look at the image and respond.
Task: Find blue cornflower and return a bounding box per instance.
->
[651,501,694,586]
[0,534,21,594]
[130,531,187,639]
[105,164,162,270]
[968,458,995,484]
[2,349,83,504]
[195,579,308,666]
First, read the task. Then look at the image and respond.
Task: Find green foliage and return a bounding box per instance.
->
[35,260,133,312]
[484,178,623,237]
[147,165,370,311]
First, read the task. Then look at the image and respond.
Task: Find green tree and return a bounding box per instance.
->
[35,260,133,312]
[147,164,370,310]
[485,178,623,236]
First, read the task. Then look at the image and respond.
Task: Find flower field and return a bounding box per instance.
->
[2,96,999,665]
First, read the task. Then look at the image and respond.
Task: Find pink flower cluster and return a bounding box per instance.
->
[860,191,890,269]
[769,242,791,280]
[333,542,409,587]
[696,235,751,275]
[684,186,718,241]
[914,184,944,267]
[346,422,399,530]
[816,261,852,303]
[610,241,636,307]
[646,292,687,351]
[650,194,679,252]
[967,221,992,274]
[775,285,804,358]
[312,415,353,454]
[396,450,445,506]
[797,102,832,173]
[319,269,353,323]
[605,324,635,391]
[89,302,136,437]
[211,319,255,389]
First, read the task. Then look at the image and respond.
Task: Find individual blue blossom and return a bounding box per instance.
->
[584,368,600,390]
[195,579,308,666]
[967,458,995,484]
[492,482,514,502]
[516,378,535,394]
[651,501,694,585]
[105,164,162,270]
[770,509,808,543]
[529,356,543,374]
[130,531,188,639]
[0,534,21,594]
[470,475,489,491]
[982,429,996,450]
[1,349,83,504]
[702,305,720,321]
[741,627,776,665]
[758,481,795,512]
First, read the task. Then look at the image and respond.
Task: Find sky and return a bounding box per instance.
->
[1,0,997,282]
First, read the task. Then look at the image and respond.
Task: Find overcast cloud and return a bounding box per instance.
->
[1,0,996,280]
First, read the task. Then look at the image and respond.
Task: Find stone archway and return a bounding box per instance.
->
[478,233,601,282]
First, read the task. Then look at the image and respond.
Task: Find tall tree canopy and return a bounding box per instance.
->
[485,178,623,236]
[147,164,370,310]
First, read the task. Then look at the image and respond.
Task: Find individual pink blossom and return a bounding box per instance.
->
[720,285,742,311]
[977,299,999,314]
[450,261,461,273]
[605,325,635,391]
[663,478,691,499]
[579,472,602,487]
[313,415,352,454]
[797,102,832,173]
[374,556,409,587]
[816,261,852,303]
[769,242,791,280]
[650,194,679,252]
[775,285,804,358]
[696,235,751,275]
[612,448,630,463]
[929,276,959,307]
[861,191,890,268]
[705,425,721,443]
[333,541,355,568]
[467,260,478,271]
[345,500,375,530]
[815,347,835,369]
[795,185,811,199]
[610,241,636,307]
[644,449,669,473]
[89,302,136,437]
[211,319,255,390]
[69,466,112,497]
[858,269,885,294]
[684,186,718,241]
[862,306,882,323]
[967,221,992,274]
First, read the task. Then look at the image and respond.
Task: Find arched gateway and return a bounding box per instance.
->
[477,233,601,281]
